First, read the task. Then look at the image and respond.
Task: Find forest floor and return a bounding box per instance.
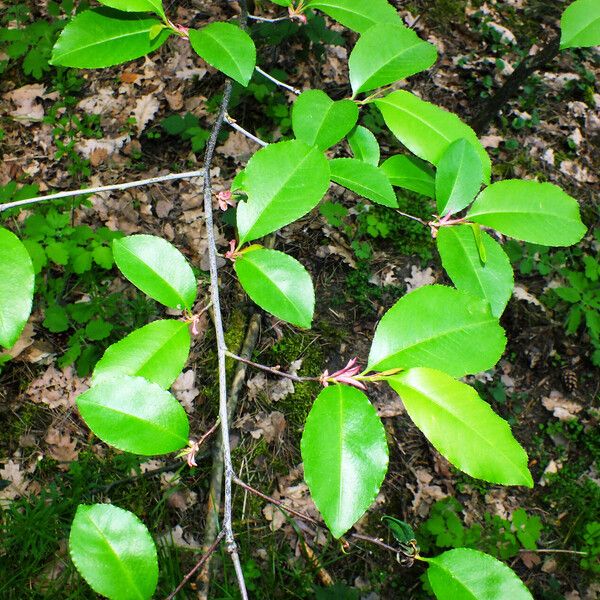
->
[0,0,599,598]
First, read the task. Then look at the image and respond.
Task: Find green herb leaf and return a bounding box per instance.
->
[437,225,513,317]
[347,125,380,166]
[388,368,532,486]
[0,228,34,349]
[51,8,171,68]
[77,375,189,455]
[70,504,158,600]
[235,248,314,328]
[560,0,600,49]
[436,138,483,216]
[113,235,197,310]
[367,285,506,377]
[292,89,358,151]
[426,548,533,599]
[97,0,166,19]
[329,158,397,207]
[92,320,191,388]
[466,180,587,247]
[189,22,256,86]
[380,154,435,198]
[375,91,491,183]
[349,23,437,95]
[236,140,330,243]
[302,385,388,538]
[305,0,402,33]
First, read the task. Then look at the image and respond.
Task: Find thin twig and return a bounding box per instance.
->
[350,533,400,554]
[248,14,290,23]
[196,313,261,599]
[255,66,301,95]
[0,169,205,213]
[164,530,225,600]
[395,210,428,226]
[225,350,320,383]
[224,114,269,147]
[203,80,248,599]
[518,548,588,556]
[233,477,321,525]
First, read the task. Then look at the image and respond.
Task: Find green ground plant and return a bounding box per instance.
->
[0,0,598,598]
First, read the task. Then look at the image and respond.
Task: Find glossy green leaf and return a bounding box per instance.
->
[436,138,483,216]
[0,228,34,349]
[236,140,330,243]
[330,158,397,208]
[349,23,437,95]
[467,180,587,246]
[97,0,165,19]
[270,0,291,5]
[367,285,506,377]
[437,226,513,317]
[189,22,256,87]
[470,223,487,263]
[235,248,314,328]
[560,0,600,49]
[77,375,189,455]
[380,154,435,198]
[292,89,358,151]
[70,504,158,600]
[92,320,191,389]
[375,91,491,183]
[301,385,388,538]
[388,368,532,486]
[113,234,197,310]
[305,0,401,33]
[347,125,380,166]
[426,548,534,600]
[50,8,171,68]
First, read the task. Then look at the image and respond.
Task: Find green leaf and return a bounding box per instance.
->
[112,234,197,310]
[301,385,388,538]
[466,180,587,246]
[46,241,70,265]
[437,226,514,317]
[77,375,189,455]
[555,287,581,303]
[347,125,380,166]
[189,22,256,87]
[349,23,437,95]
[380,154,435,198]
[305,0,402,33]
[388,368,532,486]
[436,138,483,216]
[329,158,397,208]
[292,89,358,151]
[270,0,291,5]
[367,285,506,377]
[93,320,191,389]
[374,91,491,183]
[560,0,600,49]
[0,228,34,349]
[70,504,158,600]
[235,248,314,328]
[85,319,113,341]
[97,0,166,19]
[44,305,69,333]
[236,140,330,244]
[92,245,114,269]
[426,548,533,600]
[50,8,171,68]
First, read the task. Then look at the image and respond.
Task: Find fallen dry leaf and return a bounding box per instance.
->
[542,390,583,421]
[171,369,200,413]
[132,94,160,135]
[405,265,436,291]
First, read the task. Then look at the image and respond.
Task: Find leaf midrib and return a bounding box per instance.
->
[85,514,145,600]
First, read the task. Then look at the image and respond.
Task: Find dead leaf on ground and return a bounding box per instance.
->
[132,94,160,135]
[27,365,89,411]
[172,369,200,413]
[44,428,79,469]
[542,390,583,421]
[408,468,447,517]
